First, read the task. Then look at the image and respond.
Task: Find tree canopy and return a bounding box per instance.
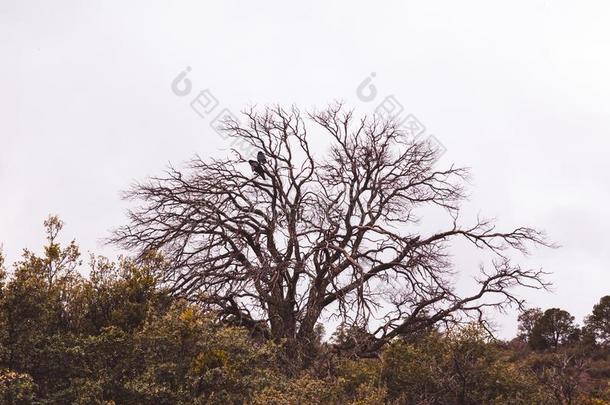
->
[0,214,607,404]
[585,296,610,347]
[111,104,552,358]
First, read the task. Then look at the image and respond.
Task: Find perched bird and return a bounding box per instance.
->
[248,160,266,179]
[257,151,267,165]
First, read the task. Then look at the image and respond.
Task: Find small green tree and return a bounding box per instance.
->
[0,216,85,399]
[584,296,610,347]
[530,308,578,350]
[518,307,543,342]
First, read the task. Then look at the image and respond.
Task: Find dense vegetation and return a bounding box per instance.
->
[0,217,608,404]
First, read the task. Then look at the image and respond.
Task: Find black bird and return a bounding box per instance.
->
[257,151,267,165]
[248,160,266,179]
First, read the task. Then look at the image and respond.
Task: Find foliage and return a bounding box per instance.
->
[0,217,607,404]
[0,369,37,405]
[529,308,579,350]
[381,326,548,404]
[585,296,610,347]
[518,307,543,341]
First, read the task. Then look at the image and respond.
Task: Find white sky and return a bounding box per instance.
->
[1,1,609,338]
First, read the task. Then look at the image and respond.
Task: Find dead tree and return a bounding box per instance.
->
[111,104,552,357]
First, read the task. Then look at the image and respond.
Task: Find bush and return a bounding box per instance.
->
[0,369,37,405]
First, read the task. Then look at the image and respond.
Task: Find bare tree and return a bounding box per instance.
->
[111,104,552,357]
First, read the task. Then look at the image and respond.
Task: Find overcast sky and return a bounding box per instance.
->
[1,1,609,338]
